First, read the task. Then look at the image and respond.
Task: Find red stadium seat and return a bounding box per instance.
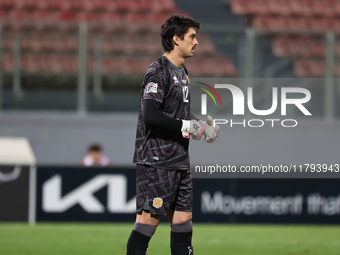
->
[122,39,137,55]
[20,39,34,52]
[137,0,152,12]
[2,54,14,72]
[37,0,59,10]
[0,0,236,77]
[332,18,340,32]
[60,0,82,11]
[1,38,13,51]
[36,0,48,10]
[53,40,66,52]
[21,55,36,72]
[234,0,338,17]
[100,40,115,54]
[310,18,326,32]
[32,10,55,21]
[312,0,336,17]
[290,17,306,31]
[231,0,250,15]
[125,0,139,12]
[77,12,99,22]
[6,10,32,31]
[150,0,176,13]
[299,17,313,31]
[104,0,119,12]
[294,57,340,77]
[67,56,78,72]
[101,57,114,73]
[100,12,126,33]
[15,0,38,10]
[67,40,78,51]
[31,11,56,31]
[252,0,271,15]
[254,16,340,32]
[335,0,340,16]
[7,9,31,21]
[117,57,130,74]
[323,0,337,17]
[277,0,293,16]
[0,9,7,19]
[38,39,50,52]
[301,0,314,16]
[309,43,326,56]
[267,0,281,14]
[163,0,177,12]
[291,0,310,16]
[115,0,130,12]
[334,43,340,56]
[271,17,289,31]
[100,12,122,24]
[57,11,77,21]
[0,0,15,9]
[55,11,78,32]
[147,13,167,25]
[142,37,162,55]
[124,12,146,24]
[320,18,336,31]
[82,0,107,11]
[273,35,340,58]
[253,16,272,31]
[310,60,325,77]
[82,0,96,11]
[129,58,140,74]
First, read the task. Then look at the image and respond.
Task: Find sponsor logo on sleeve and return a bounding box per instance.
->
[146,82,158,93]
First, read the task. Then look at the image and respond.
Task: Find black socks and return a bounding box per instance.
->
[170,231,193,255]
[170,220,193,255]
[126,223,157,255]
[126,230,151,255]
[126,221,193,255]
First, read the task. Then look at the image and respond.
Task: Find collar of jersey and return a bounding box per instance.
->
[162,55,184,70]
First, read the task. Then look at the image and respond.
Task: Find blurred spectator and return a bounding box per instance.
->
[81,144,111,167]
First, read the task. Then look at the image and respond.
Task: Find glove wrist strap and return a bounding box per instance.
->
[181,120,190,138]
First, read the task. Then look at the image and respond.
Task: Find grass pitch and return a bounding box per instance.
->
[0,223,339,255]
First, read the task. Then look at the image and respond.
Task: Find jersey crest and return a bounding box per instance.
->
[153,197,163,209]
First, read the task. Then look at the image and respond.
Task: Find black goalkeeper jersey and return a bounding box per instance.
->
[133,55,191,170]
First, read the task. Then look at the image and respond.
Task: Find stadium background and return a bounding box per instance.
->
[0,0,340,254]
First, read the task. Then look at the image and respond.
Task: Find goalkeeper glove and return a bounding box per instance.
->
[203,115,219,143]
[181,119,205,139]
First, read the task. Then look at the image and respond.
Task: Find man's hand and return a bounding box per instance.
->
[181,120,205,139]
[203,115,219,143]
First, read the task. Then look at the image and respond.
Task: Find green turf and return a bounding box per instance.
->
[0,223,340,255]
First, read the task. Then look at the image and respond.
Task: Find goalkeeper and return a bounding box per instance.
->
[127,15,219,255]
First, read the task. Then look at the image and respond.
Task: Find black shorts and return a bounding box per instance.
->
[136,164,193,216]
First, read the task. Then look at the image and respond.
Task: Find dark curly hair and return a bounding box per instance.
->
[161,15,201,52]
